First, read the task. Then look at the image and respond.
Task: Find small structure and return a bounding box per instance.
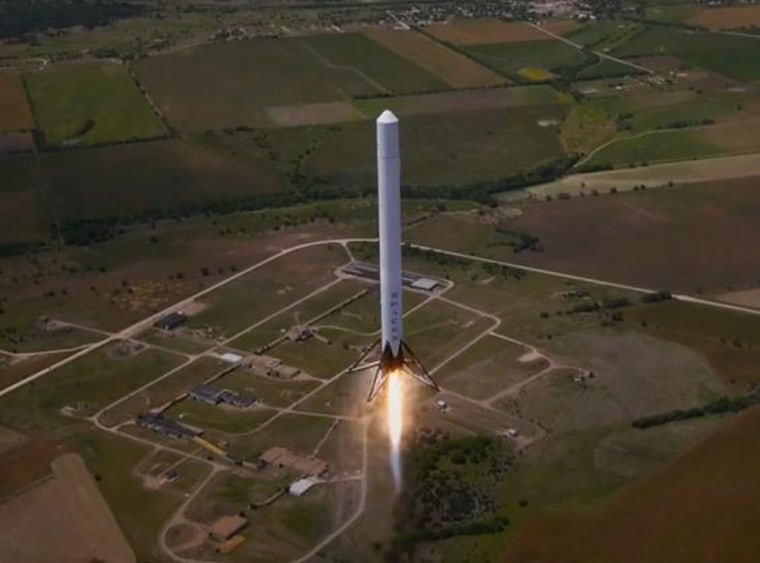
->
[411,278,440,292]
[250,354,301,379]
[216,535,245,554]
[189,385,222,405]
[289,478,317,497]
[435,399,448,412]
[218,389,255,408]
[136,413,200,439]
[154,311,187,331]
[208,515,248,543]
[218,352,243,365]
[260,447,329,477]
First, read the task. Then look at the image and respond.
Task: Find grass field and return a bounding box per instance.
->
[576,58,636,80]
[688,5,760,29]
[214,370,320,407]
[363,28,505,88]
[25,62,166,147]
[502,405,760,563]
[505,177,760,294]
[612,26,760,81]
[304,105,568,187]
[0,342,182,431]
[425,20,555,46]
[135,36,382,131]
[297,33,448,95]
[565,21,630,47]
[0,73,34,132]
[188,244,349,336]
[168,400,275,434]
[467,39,589,81]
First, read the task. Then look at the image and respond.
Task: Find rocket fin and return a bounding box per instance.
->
[366,364,390,402]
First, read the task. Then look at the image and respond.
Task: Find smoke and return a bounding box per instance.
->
[387,370,404,492]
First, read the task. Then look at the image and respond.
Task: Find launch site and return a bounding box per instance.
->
[4,0,760,562]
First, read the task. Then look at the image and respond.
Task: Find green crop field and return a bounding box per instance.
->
[135,36,382,131]
[303,105,568,188]
[565,22,624,46]
[297,33,448,95]
[0,343,182,431]
[584,129,719,168]
[24,62,166,147]
[466,39,589,81]
[612,26,760,81]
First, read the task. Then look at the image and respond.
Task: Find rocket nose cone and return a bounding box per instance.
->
[377,110,398,125]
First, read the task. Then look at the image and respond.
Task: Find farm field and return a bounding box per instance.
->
[466,39,589,81]
[425,20,564,46]
[505,177,760,294]
[688,5,760,29]
[25,62,166,147]
[0,72,34,132]
[575,58,636,80]
[502,405,760,563]
[303,105,568,187]
[612,26,760,81]
[297,33,448,95]
[363,28,505,88]
[135,35,387,131]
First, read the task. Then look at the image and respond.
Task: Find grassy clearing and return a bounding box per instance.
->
[646,4,700,23]
[0,342,182,431]
[188,244,348,336]
[364,29,505,88]
[215,370,320,407]
[135,37,380,131]
[576,58,636,80]
[168,399,275,434]
[297,33,448,95]
[25,62,166,147]
[304,105,568,187]
[229,278,368,352]
[612,26,760,81]
[565,21,628,47]
[466,40,588,81]
[0,72,34,132]
[226,413,335,461]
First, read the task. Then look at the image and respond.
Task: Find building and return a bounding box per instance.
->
[208,515,248,542]
[189,385,222,405]
[154,311,187,331]
[411,278,440,292]
[135,413,200,439]
[289,478,317,497]
[260,447,329,477]
[218,389,255,408]
[218,352,243,365]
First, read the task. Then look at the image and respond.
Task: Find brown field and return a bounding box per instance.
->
[0,189,45,243]
[507,177,760,294]
[0,453,134,563]
[265,101,361,127]
[425,20,550,46]
[0,131,34,153]
[364,28,505,88]
[502,405,760,563]
[688,5,760,29]
[0,73,34,132]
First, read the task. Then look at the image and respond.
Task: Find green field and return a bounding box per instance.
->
[466,40,589,81]
[584,129,720,168]
[0,343,182,431]
[304,105,568,187]
[24,62,166,147]
[612,26,760,81]
[168,399,275,434]
[135,36,382,131]
[297,33,448,95]
[565,22,626,47]
[576,58,636,80]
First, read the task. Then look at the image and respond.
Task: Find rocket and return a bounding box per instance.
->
[350,110,440,402]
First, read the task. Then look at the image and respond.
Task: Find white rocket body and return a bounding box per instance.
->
[377,110,403,359]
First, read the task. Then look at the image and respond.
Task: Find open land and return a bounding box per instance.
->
[688,5,760,30]
[25,62,167,147]
[425,20,569,46]
[467,39,588,81]
[363,28,506,88]
[0,72,34,132]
